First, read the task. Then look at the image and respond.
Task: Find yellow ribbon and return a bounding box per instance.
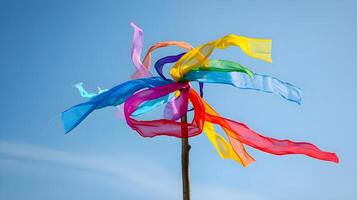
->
[170,34,272,81]
[201,96,255,167]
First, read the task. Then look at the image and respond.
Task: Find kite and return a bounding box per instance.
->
[62,22,338,167]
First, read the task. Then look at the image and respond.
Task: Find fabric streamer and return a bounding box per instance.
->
[170,34,272,81]
[154,52,186,80]
[156,53,255,80]
[201,99,338,162]
[62,22,339,166]
[74,82,108,99]
[62,77,172,133]
[124,82,205,138]
[202,100,255,166]
[74,81,176,119]
[195,90,338,163]
[132,94,173,116]
[163,90,188,121]
[185,71,302,104]
[141,41,193,70]
[130,22,152,78]
[193,60,254,77]
[130,22,193,79]
[154,52,205,98]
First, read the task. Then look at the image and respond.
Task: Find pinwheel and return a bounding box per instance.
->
[61,22,338,199]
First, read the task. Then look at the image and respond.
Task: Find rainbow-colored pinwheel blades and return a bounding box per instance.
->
[62,22,339,167]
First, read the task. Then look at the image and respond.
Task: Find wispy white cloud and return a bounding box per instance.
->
[0,140,265,200]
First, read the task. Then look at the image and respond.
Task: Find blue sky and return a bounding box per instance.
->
[1,0,356,199]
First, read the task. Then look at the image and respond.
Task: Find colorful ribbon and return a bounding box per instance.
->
[62,77,172,133]
[62,22,339,166]
[170,34,272,81]
[74,82,108,99]
[130,22,193,79]
[154,52,301,104]
[185,71,302,104]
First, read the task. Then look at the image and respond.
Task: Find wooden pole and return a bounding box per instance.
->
[181,113,191,200]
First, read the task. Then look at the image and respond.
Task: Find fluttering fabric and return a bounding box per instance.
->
[155,53,254,79]
[130,22,193,79]
[169,34,272,81]
[202,98,255,166]
[74,80,174,117]
[185,71,302,104]
[154,52,301,104]
[163,90,188,121]
[62,77,172,133]
[186,89,337,163]
[154,52,206,98]
[124,82,204,138]
[74,82,108,99]
[62,22,339,166]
